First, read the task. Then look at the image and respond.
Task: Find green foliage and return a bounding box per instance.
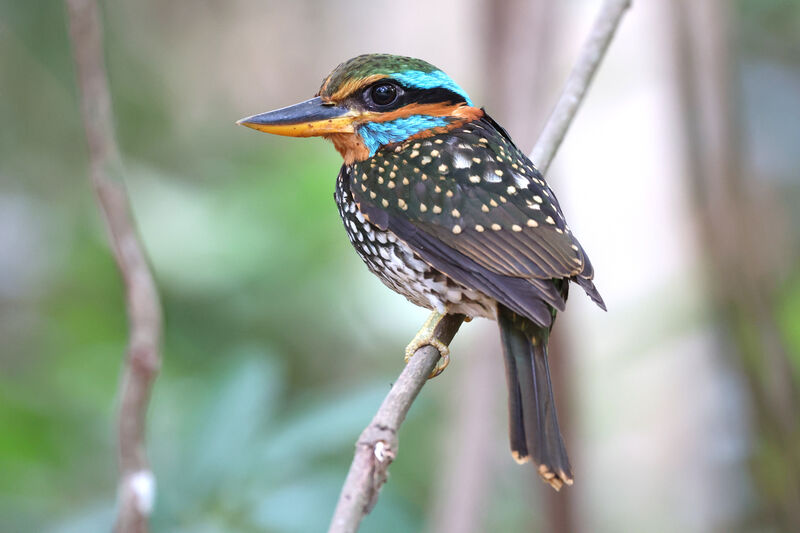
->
[737,0,800,60]
[777,273,800,382]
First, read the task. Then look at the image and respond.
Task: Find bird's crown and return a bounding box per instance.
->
[239,54,482,163]
[317,54,473,107]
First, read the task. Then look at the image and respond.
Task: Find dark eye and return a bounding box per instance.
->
[370,83,398,106]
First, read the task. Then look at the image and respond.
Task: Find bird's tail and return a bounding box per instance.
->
[497,304,573,490]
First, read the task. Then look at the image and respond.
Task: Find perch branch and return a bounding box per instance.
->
[530,0,631,173]
[328,1,630,531]
[65,1,163,532]
[328,315,465,533]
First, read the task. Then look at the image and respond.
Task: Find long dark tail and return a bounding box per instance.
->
[498,304,573,490]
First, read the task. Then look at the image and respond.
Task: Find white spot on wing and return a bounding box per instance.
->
[453,153,471,169]
[484,170,502,183]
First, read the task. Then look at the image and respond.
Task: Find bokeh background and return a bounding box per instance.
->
[1,1,799,532]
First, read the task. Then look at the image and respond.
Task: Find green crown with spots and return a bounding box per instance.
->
[319,54,441,98]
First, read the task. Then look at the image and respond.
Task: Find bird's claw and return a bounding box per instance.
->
[405,337,450,378]
[405,311,451,379]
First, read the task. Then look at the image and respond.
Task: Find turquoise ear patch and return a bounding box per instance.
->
[355,68,472,155]
[392,70,474,106]
[358,115,451,156]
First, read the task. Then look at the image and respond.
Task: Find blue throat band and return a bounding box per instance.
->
[356,69,473,155]
[358,115,451,156]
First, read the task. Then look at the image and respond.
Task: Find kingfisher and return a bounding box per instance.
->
[238,54,605,490]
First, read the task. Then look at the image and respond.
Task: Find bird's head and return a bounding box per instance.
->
[238,54,483,164]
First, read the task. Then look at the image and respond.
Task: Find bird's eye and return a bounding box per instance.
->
[370,83,398,106]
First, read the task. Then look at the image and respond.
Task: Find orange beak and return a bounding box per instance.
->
[237,96,358,137]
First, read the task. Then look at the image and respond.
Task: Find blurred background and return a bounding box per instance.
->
[1,0,799,532]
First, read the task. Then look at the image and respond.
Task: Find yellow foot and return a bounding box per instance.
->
[404,311,451,378]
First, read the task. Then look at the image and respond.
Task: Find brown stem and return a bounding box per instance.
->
[328,314,465,533]
[64,1,163,532]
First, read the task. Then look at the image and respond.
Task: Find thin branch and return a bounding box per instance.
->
[328,314,465,533]
[328,1,630,531]
[65,1,163,532]
[530,0,632,173]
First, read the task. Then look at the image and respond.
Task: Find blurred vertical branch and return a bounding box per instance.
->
[427,1,566,532]
[527,2,630,531]
[668,0,800,530]
[486,0,562,148]
[487,2,577,533]
[327,1,630,532]
[65,1,163,532]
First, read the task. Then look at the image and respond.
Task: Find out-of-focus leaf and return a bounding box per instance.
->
[259,383,388,473]
[44,503,114,533]
[183,349,284,488]
[250,472,342,533]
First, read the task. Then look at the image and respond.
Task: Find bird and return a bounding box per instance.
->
[238,54,605,490]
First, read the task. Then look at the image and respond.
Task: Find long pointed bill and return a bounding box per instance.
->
[237,96,358,137]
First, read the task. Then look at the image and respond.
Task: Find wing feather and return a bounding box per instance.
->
[349,114,604,318]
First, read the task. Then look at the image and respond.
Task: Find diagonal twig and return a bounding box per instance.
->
[65,1,163,532]
[328,315,465,532]
[328,1,631,531]
[531,0,631,173]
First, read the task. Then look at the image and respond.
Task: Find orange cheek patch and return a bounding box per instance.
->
[367,103,484,124]
[326,133,371,164]
[322,106,484,164]
[452,105,484,122]
[400,106,485,143]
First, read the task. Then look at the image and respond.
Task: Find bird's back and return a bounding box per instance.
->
[340,114,603,326]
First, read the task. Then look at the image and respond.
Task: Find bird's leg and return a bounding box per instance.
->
[405,310,451,378]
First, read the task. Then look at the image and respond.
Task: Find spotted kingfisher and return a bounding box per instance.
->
[238,54,605,490]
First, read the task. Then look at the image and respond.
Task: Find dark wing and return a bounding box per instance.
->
[349,116,604,324]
